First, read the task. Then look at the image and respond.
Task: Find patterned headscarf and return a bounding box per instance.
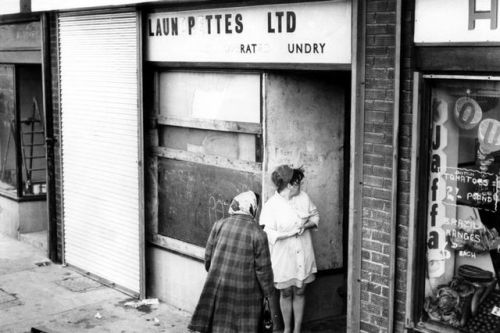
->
[228,191,259,218]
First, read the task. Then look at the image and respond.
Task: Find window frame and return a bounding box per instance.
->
[0,63,46,201]
[407,73,500,333]
[146,68,264,259]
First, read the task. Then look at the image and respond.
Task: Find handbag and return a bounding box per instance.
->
[261,297,273,333]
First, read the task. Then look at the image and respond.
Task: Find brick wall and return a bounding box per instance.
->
[394,0,415,332]
[360,1,396,332]
[49,13,62,263]
[360,1,416,332]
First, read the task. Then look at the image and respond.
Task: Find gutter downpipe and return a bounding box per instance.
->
[347,0,364,332]
[41,13,58,263]
[388,0,402,331]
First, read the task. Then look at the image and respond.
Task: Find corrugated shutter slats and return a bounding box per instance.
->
[59,11,140,294]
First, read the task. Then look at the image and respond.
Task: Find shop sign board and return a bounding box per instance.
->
[0,22,41,50]
[415,0,500,43]
[145,1,351,64]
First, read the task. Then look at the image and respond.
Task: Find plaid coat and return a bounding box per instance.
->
[188,214,274,333]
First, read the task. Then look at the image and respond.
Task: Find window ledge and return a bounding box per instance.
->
[148,233,204,262]
[410,320,463,333]
[0,190,46,202]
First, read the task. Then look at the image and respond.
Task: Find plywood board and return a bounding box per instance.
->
[158,158,261,248]
[264,72,346,270]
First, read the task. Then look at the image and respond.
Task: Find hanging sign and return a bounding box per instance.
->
[145,1,351,64]
[415,0,500,43]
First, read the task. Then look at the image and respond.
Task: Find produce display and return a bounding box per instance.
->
[462,290,500,333]
[424,265,498,329]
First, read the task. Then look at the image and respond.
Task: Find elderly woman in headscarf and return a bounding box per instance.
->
[188,191,274,333]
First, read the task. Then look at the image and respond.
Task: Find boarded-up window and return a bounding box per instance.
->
[154,71,262,247]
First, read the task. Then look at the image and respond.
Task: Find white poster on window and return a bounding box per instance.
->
[415,0,500,43]
[146,1,351,64]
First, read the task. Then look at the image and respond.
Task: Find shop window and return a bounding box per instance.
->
[0,64,45,198]
[422,78,500,332]
[151,71,262,250]
[0,65,17,193]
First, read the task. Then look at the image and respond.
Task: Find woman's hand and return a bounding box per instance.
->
[286,228,300,238]
[298,220,316,235]
[276,228,300,241]
[298,226,305,236]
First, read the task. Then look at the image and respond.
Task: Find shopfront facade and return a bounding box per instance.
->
[0,0,424,332]
[403,1,500,332]
[0,0,355,317]
[0,14,51,244]
[143,0,352,326]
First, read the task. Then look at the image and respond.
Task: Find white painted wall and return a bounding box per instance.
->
[147,246,206,312]
[18,201,47,234]
[0,196,19,238]
[0,197,47,238]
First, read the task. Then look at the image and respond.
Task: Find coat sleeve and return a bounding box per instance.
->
[204,220,220,272]
[254,230,274,298]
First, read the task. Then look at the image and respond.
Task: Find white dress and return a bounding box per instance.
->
[259,191,319,289]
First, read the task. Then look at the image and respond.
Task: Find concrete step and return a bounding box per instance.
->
[18,231,47,253]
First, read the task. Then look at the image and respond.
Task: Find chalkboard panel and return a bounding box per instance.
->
[158,158,261,247]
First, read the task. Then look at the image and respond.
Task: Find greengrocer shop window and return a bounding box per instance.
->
[0,64,46,199]
[420,77,500,332]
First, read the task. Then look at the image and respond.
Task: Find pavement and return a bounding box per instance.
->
[0,234,191,333]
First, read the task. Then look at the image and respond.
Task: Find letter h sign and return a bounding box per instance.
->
[469,0,498,30]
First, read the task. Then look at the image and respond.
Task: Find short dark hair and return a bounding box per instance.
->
[290,168,305,186]
[273,167,305,193]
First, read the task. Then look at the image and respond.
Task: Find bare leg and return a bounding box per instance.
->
[292,286,306,333]
[292,294,305,333]
[280,288,293,333]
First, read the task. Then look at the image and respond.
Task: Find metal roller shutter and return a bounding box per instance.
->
[58,11,141,294]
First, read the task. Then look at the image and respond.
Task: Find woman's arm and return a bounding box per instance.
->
[298,219,317,235]
[260,202,299,244]
[276,229,300,240]
[263,224,299,243]
[298,195,319,235]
